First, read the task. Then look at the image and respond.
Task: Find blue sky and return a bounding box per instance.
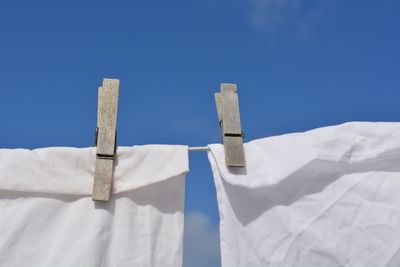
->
[1,0,399,266]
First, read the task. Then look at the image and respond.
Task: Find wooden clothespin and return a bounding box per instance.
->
[93,78,120,201]
[215,83,246,167]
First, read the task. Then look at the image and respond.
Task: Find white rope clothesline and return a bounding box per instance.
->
[188,146,210,152]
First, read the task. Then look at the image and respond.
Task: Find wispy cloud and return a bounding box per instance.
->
[183,212,220,267]
[245,0,334,37]
[247,0,301,32]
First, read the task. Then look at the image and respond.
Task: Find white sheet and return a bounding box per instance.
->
[208,122,400,267]
[0,145,189,267]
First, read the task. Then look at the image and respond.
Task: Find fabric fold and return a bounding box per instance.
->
[209,122,400,188]
[0,145,189,195]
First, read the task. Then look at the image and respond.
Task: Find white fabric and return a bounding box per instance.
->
[0,145,189,267]
[208,122,400,267]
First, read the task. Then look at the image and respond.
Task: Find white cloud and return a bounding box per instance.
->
[183,212,221,267]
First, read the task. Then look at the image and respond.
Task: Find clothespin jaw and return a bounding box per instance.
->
[215,83,246,167]
[93,78,120,201]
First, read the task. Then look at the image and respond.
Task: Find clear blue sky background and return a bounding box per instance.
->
[1,1,399,266]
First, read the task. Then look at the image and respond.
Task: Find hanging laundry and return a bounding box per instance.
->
[0,145,188,267]
[208,122,400,267]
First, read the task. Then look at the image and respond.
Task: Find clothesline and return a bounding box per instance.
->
[188,146,210,152]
